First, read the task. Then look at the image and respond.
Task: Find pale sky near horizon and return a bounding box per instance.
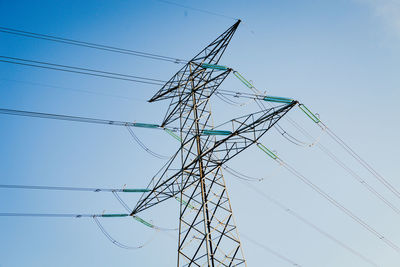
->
[0,1,399,266]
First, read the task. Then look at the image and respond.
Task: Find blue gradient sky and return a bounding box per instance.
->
[1,0,399,266]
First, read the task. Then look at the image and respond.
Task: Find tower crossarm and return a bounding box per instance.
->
[131,101,296,215]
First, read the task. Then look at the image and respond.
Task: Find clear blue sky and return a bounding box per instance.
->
[0,0,399,266]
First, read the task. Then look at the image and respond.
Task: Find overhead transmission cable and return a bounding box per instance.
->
[0,212,124,218]
[273,122,309,147]
[0,56,167,85]
[253,98,310,147]
[93,216,157,250]
[240,179,379,267]
[0,210,172,231]
[215,91,245,107]
[0,184,149,193]
[0,77,146,102]
[125,126,169,159]
[0,26,187,64]
[286,117,400,216]
[222,165,264,182]
[0,107,158,128]
[155,0,237,20]
[0,183,177,231]
[322,121,400,200]
[289,103,400,204]
[292,102,400,201]
[256,143,400,254]
[0,108,195,162]
[0,107,200,139]
[260,100,399,215]
[240,233,303,267]
[0,211,156,249]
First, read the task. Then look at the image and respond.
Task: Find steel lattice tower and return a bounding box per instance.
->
[131,20,297,266]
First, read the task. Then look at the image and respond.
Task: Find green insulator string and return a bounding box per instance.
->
[163,128,182,142]
[133,215,156,228]
[133,214,177,231]
[257,143,278,160]
[175,196,197,210]
[298,104,321,123]
[233,71,254,89]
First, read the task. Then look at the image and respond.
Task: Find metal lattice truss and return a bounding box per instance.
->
[132,20,297,267]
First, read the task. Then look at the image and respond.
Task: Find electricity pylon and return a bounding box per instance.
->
[131,20,297,266]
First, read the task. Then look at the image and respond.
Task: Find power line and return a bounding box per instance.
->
[240,180,379,267]
[0,212,160,229]
[0,184,149,193]
[222,165,264,182]
[156,0,237,21]
[125,126,169,159]
[279,113,400,216]
[321,122,400,200]
[0,56,167,85]
[0,212,106,218]
[0,108,196,136]
[0,211,158,249]
[266,104,400,216]
[0,108,154,127]
[0,78,146,102]
[240,233,302,267]
[289,100,400,203]
[217,89,264,100]
[93,216,156,250]
[272,154,400,254]
[0,26,187,64]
